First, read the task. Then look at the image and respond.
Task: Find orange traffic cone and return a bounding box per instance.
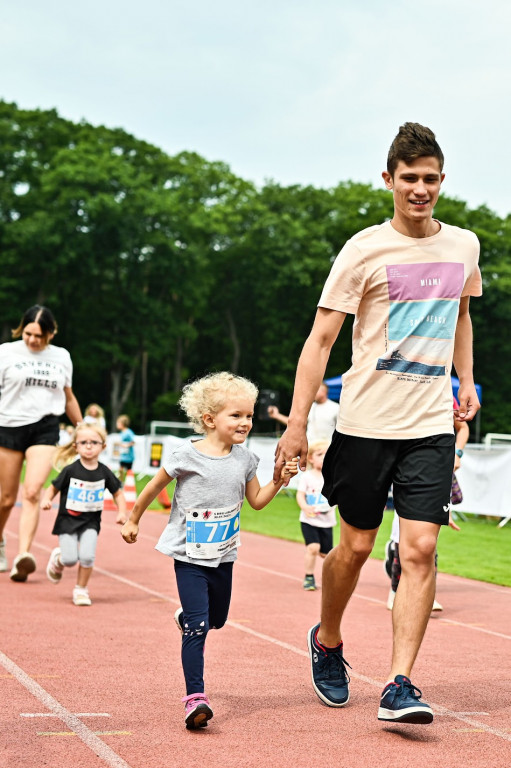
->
[123,469,137,512]
[102,488,117,512]
[157,486,172,509]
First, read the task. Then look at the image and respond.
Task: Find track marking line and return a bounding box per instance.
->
[436,618,511,641]
[1,674,62,679]
[21,712,111,718]
[226,620,511,743]
[5,529,511,742]
[37,731,132,737]
[435,711,489,716]
[88,568,511,743]
[0,651,133,768]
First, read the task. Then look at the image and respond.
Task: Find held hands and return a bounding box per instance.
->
[274,426,308,484]
[280,458,299,482]
[121,520,139,543]
[116,512,128,525]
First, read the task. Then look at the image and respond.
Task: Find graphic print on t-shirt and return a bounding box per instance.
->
[377,262,464,377]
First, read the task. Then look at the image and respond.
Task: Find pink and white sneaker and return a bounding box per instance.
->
[46,548,64,584]
[182,693,213,729]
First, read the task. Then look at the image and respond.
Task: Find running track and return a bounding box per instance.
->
[2,504,511,768]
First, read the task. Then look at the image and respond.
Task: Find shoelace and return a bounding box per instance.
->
[317,648,352,683]
[182,694,210,709]
[392,678,422,700]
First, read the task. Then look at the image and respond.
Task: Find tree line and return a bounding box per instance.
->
[1,100,510,436]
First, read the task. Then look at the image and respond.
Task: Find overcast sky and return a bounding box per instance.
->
[2,1,510,216]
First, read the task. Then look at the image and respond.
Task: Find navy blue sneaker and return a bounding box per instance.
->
[383,539,394,579]
[378,675,433,723]
[307,623,351,707]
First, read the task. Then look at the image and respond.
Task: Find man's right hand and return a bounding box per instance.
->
[273,424,308,483]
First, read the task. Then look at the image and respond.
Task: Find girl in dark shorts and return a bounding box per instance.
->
[296,440,337,591]
[0,306,82,581]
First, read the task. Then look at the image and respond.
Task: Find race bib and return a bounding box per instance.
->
[185,501,242,559]
[306,492,330,514]
[67,478,106,513]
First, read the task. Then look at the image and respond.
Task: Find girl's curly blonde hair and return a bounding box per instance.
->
[179,372,258,434]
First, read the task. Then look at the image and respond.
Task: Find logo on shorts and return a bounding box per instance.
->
[443,503,451,514]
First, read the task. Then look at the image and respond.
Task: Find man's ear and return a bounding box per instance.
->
[382,170,393,190]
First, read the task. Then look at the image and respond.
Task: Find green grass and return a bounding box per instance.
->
[240,490,511,587]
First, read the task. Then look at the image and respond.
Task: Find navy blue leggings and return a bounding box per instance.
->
[174,559,233,695]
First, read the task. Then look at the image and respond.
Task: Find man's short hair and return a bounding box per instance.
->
[387,122,444,177]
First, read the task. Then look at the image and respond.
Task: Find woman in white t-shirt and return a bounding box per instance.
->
[0,306,82,582]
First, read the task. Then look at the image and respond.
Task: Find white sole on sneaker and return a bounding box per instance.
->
[46,547,63,584]
[174,607,184,634]
[10,553,36,582]
[0,540,8,572]
[377,704,433,724]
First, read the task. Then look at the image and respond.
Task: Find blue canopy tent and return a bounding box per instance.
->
[324,375,483,441]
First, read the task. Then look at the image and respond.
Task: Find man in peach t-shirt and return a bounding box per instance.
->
[274,123,481,725]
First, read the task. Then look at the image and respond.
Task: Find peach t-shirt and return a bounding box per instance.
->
[318,220,482,439]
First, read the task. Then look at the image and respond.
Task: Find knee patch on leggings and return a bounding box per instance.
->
[182,618,209,637]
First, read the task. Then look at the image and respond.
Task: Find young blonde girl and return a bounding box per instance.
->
[296,440,337,591]
[83,403,106,429]
[121,371,298,730]
[41,422,127,606]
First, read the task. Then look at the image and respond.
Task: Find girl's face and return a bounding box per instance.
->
[205,397,254,445]
[74,427,105,460]
[22,322,53,352]
[309,449,326,470]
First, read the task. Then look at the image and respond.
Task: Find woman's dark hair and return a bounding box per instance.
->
[11,305,58,340]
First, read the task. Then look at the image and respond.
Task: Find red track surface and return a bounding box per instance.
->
[2,503,511,768]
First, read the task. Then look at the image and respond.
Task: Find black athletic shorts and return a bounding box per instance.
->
[322,431,455,530]
[0,414,60,453]
[300,522,334,555]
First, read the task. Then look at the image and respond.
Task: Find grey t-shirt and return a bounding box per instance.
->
[155,440,259,567]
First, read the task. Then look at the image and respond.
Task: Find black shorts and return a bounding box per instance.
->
[0,415,60,453]
[120,461,133,470]
[300,522,334,555]
[322,431,455,530]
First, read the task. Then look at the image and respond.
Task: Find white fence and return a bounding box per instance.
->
[102,432,511,526]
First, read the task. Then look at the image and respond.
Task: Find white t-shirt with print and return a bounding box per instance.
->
[0,341,73,427]
[297,469,337,529]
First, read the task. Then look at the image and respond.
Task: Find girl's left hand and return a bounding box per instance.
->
[281,458,299,480]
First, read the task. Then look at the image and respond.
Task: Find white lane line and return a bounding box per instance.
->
[235,560,511,640]
[6,528,511,741]
[21,712,111,718]
[93,567,511,743]
[0,652,132,768]
[8,530,511,643]
[435,617,511,641]
[225,620,511,743]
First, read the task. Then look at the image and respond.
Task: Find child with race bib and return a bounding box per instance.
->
[296,440,337,591]
[121,372,298,730]
[41,422,127,606]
